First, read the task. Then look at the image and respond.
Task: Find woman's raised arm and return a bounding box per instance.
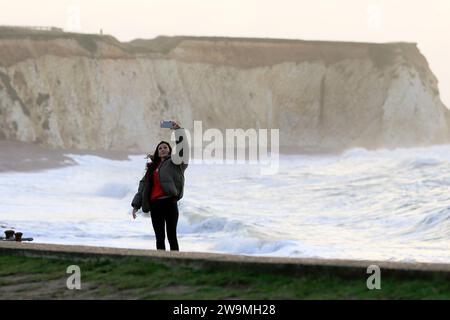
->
[171,122,189,168]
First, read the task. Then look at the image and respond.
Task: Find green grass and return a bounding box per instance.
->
[0,253,449,299]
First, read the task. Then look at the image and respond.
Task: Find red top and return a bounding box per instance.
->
[150,161,167,201]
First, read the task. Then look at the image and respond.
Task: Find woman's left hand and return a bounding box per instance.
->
[171,121,181,130]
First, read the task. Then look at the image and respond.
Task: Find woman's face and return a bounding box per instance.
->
[158,143,170,159]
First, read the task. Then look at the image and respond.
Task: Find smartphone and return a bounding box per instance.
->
[160,120,173,128]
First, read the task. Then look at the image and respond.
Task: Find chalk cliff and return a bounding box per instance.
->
[0,29,449,153]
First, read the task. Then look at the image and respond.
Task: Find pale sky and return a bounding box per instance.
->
[1,0,449,107]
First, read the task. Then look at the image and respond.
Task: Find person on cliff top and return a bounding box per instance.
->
[131,120,189,251]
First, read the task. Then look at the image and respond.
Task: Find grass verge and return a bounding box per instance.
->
[0,253,449,299]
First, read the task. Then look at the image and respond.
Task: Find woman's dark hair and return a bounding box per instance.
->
[145,141,172,176]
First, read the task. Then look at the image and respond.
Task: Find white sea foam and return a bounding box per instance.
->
[1,145,450,263]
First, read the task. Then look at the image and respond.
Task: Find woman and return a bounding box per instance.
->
[131,121,188,251]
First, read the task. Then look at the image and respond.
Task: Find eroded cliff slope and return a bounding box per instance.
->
[0,30,449,153]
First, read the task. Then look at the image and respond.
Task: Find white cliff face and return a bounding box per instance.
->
[0,56,195,151]
[381,66,450,148]
[0,34,449,153]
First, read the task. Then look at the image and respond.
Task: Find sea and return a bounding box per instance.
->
[1,145,449,263]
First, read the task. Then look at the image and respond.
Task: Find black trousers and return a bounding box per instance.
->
[149,197,179,251]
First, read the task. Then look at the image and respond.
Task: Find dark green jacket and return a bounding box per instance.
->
[131,129,189,213]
